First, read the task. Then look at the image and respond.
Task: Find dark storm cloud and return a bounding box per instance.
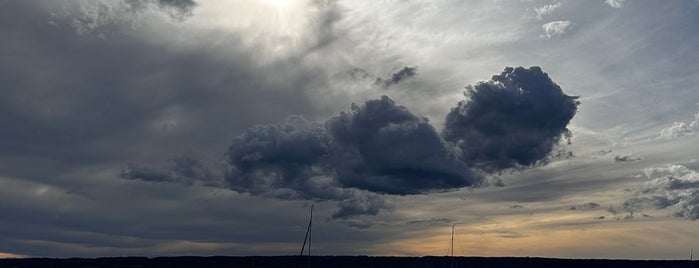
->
[443,66,579,172]
[325,96,479,194]
[374,66,418,88]
[622,165,699,220]
[223,97,481,218]
[224,115,335,200]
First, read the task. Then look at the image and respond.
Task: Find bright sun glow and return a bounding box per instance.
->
[262,0,295,7]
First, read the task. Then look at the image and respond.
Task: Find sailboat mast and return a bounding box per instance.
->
[299,205,314,257]
[308,205,313,268]
[450,224,455,268]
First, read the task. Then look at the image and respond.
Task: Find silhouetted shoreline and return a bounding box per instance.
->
[0,256,695,268]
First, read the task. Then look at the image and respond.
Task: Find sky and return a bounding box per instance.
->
[1,0,699,260]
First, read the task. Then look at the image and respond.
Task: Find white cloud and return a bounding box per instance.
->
[659,112,699,139]
[540,20,572,39]
[605,0,626,9]
[535,3,561,20]
[624,165,699,220]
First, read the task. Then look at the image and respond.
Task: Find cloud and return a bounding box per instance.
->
[540,20,573,39]
[62,0,198,36]
[333,194,387,220]
[224,115,336,200]
[222,97,481,218]
[443,66,579,172]
[570,202,601,210]
[623,165,699,220]
[604,0,626,9]
[347,66,371,80]
[325,96,479,194]
[155,0,197,12]
[127,0,198,17]
[659,112,699,139]
[535,3,561,20]
[120,67,578,219]
[374,67,418,88]
[120,153,222,187]
[614,153,642,163]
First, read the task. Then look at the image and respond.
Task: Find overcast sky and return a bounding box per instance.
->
[2,0,699,259]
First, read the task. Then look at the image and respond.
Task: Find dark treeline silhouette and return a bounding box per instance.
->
[0,256,695,268]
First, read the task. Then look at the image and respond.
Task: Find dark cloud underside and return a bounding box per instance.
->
[443,66,579,172]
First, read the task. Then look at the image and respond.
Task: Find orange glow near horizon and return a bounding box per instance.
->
[0,252,26,258]
[370,212,699,259]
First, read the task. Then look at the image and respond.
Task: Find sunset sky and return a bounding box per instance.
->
[1,0,699,259]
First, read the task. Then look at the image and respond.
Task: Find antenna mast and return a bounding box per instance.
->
[299,205,313,268]
[450,224,456,268]
[691,248,694,268]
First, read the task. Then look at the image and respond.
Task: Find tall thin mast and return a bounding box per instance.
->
[691,248,694,268]
[308,205,313,268]
[450,224,455,268]
[299,205,313,268]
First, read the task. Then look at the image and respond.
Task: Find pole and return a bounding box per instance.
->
[451,224,455,268]
[308,205,313,268]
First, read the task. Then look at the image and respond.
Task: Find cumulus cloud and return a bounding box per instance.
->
[222,97,480,218]
[659,112,699,139]
[374,67,418,88]
[535,3,561,20]
[540,20,573,39]
[443,66,579,172]
[325,96,478,194]
[623,165,699,220]
[604,0,626,8]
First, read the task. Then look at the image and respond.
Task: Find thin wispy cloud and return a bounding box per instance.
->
[535,2,561,20]
[605,0,626,9]
[541,20,573,39]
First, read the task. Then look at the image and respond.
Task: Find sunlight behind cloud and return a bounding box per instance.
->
[262,0,295,7]
[187,0,326,58]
